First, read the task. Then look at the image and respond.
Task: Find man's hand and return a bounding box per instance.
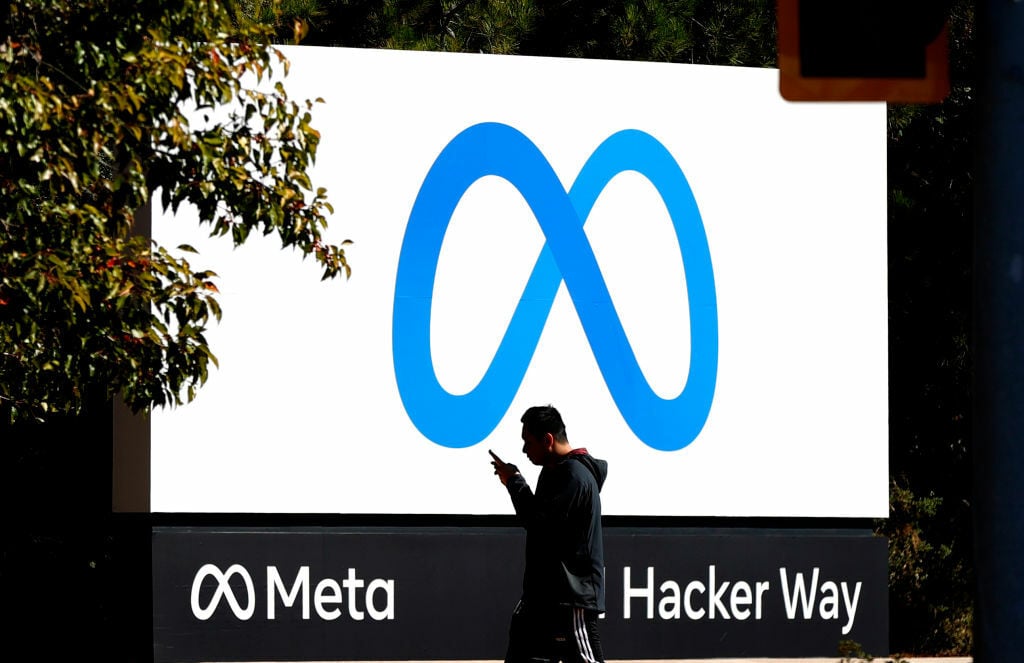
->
[489,449,519,486]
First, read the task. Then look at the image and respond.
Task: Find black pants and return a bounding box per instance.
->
[504,600,605,663]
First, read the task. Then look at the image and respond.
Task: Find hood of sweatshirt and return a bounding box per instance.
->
[568,448,608,491]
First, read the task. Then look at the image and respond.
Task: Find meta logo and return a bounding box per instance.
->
[192,564,255,620]
[190,564,396,621]
[393,123,718,451]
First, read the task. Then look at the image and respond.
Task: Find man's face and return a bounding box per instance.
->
[521,426,549,466]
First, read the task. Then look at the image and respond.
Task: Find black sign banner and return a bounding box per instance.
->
[153,526,887,662]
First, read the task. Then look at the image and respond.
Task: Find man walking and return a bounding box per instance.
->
[490,405,608,663]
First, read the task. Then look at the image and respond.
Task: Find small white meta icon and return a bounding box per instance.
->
[191,563,256,621]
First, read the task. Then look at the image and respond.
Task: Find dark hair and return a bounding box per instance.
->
[520,405,567,442]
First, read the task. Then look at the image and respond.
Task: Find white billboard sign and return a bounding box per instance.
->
[150,46,887,517]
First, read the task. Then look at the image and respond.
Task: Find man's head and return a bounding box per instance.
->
[520,405,569,466]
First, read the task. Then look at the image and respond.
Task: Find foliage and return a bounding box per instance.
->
[879,481,973,655]
[296,0,776,66]
[234,0,329,44]
[838,638,910,663]
[0,0,349,423]
[882,1,975,655]
[838,638,875,662]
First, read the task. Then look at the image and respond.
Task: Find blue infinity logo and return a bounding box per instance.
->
[393,123,717,451]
